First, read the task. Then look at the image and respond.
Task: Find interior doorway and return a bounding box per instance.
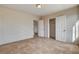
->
[33,20,38,37]
[49,18,56,39]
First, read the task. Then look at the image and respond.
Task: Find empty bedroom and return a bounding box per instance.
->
[0,4,79,54]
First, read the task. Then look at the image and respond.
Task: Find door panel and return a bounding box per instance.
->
[38,20,44,37]
[56,16,66,42]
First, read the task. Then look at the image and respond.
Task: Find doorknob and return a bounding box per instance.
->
[63,30,66,32]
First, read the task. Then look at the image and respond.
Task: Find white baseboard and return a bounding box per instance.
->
[0,35,33,45]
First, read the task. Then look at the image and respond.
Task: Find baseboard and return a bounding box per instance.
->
[0,35,33,46]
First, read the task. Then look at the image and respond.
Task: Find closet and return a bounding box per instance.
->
[56,15,77,42]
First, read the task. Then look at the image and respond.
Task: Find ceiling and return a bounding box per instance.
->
[1,4,77,16]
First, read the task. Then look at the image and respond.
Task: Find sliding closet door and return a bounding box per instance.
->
[56,16,66,42]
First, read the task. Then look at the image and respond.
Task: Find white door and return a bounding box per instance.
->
[38,20,44,37]
[56,16,66,42]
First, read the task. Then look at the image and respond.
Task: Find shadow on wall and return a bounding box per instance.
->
[72,20,79,44]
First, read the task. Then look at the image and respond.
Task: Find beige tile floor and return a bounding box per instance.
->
[0,37,79,54]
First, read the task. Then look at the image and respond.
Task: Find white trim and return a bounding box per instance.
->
[48,18,50,38]
[0,35,33,45]
[55,19,56,40]
[48,18,56,39]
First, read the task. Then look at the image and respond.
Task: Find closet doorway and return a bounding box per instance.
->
[49,18,56,39]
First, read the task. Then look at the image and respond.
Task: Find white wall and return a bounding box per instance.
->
[0,6,38,45]
[44,18,49,38]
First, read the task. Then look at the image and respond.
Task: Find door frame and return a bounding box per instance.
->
[33,20,38,37]
[48,18,56,39]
